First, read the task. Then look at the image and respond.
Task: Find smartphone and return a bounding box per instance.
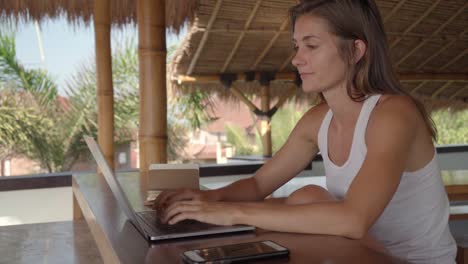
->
[181,240,289,263]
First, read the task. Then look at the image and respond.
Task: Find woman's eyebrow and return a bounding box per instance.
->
[292,35,320,43]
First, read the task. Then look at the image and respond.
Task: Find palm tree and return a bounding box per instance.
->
[0,21,61,173]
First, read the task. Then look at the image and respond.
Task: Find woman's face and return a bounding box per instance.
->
[292,15,348,94]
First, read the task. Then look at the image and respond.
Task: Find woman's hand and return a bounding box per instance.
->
[151,188,219,214]
[162,200,241,226]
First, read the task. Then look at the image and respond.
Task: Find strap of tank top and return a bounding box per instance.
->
[353,94,382,149]
[317,108,333,161]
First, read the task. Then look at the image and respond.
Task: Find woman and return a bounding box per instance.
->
[153,0,456,263]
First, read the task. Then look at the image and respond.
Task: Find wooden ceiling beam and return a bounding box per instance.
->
[249,18,289,70]
[440,48,468,71]
[432,81,454,99]
[221,0,262,73]
[383,0,408,23]
[395,3,467,68]
[390,0,442,50]
[186,0,223,75]
[195,28,460,40]
[175,73,468,84]
[411,81,428,95]
[449,85,468,100]
[416,29,468,71]
[279,52,296,71]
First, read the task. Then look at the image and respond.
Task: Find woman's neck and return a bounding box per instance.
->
[322,84,363,129]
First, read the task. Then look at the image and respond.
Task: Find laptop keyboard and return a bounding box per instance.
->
[138,210,215,234]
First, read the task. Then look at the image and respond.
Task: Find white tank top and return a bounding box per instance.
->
[317,94,457,264]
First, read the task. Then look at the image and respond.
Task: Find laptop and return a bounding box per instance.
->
[84,136,255,241]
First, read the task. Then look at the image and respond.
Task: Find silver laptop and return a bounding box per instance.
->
[84,136,255,241]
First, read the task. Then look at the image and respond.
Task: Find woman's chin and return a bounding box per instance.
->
[301,85,322,94]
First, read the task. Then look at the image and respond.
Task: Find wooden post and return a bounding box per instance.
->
[260,85,272,157]
[137,0,167,173]
[94,0,114,169]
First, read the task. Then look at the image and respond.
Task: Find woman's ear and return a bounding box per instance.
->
[353,39,367,63]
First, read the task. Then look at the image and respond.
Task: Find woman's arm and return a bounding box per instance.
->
[154,104,325,208]
[209,104,326,202]
[164,97,421,239]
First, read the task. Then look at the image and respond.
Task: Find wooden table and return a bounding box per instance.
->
[72,171,405,264]
[0,220,102,264]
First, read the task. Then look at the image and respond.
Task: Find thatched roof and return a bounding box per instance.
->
[170,0,468,107]
[0,0,197,33]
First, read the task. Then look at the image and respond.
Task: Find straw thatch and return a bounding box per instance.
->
[0,0,198,33]
[170,0,468,107]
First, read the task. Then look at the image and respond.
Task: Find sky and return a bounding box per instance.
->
[15,17,186,95]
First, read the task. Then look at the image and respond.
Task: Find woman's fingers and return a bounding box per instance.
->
[152,190,175,210]
[166,189,199,204]
[153,189,190,210]
[163,200,202,223]
[168,211,200,225]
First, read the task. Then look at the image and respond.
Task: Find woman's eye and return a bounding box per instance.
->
[307,45,317,49]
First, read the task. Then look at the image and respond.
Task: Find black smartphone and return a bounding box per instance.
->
[181,240,289,263]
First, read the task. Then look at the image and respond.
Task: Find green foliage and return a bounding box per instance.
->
[0,32,189,173]
[271,104,306,152]
[432,109,468,145]
[224,102,308,156]
[0,27,57,104]
[64,41,189,164]
[175,89,215,130]
[225,124,258,155]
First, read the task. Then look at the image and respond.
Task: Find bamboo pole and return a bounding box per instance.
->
[137,0,167,173]
[94,0,114,169]
[260,84,272,157]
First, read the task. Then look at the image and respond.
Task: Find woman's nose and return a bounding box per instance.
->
[291,50,305,68]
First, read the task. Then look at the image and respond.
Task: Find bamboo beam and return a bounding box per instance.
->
[395,3,467,68]
[432,81,454,98]
[440,48,468,71]
[383,0,408,23]
[138,0,167,172]
[229,86,261,113]
[416,29,467,71]
[250,18,289,70]
[221,0,262,73]
[449,85,468,100]
[411,81,428,95]
[390,0,442,50]
[194,28,459,40]
[175,72,468,84]
[273,87,297,110]
[186,0,222,75]
[280,52,296,71]
[260,84,272,156]
[399,73,468,82]
[94,0,114,169]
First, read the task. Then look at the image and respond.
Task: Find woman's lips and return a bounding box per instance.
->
[300,72,314,78]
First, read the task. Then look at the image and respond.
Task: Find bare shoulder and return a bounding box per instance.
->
[372,94,422,126]
[367,94,428,148]
[367,95,435,170]
[292,102,329,143]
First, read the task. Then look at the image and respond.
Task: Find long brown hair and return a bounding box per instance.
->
[289,0,437,140]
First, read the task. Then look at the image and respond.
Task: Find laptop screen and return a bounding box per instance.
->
[84,136,145,235]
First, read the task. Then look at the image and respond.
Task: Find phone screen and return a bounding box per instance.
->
[187,240,287,262]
